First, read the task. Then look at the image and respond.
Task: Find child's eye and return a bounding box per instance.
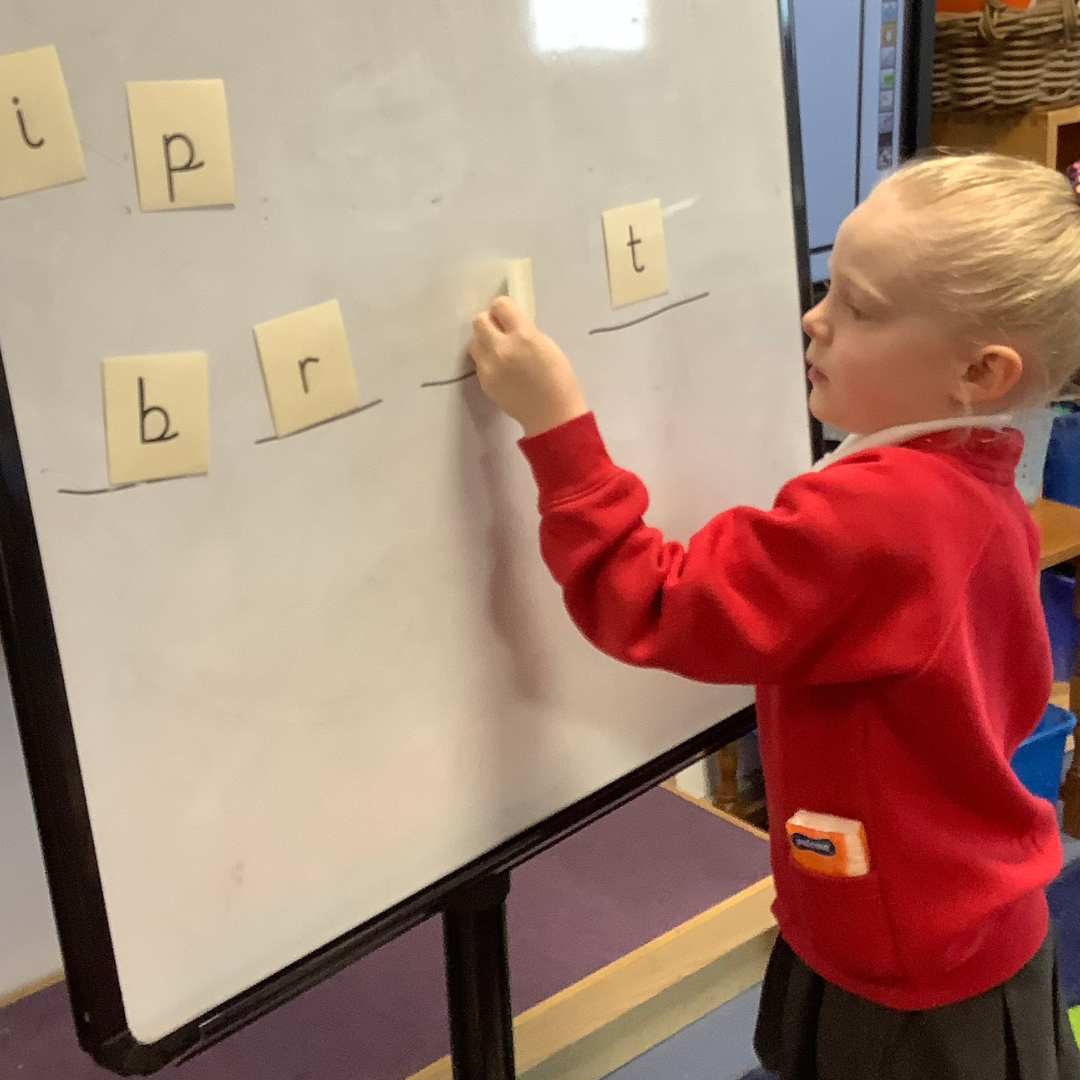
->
[847,300,866,320]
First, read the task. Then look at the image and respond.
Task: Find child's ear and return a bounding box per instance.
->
[955,344,1024,407]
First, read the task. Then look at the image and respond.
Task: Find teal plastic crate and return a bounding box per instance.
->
[1012,704,1076,803]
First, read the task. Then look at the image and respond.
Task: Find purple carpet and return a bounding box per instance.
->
[0,787,769,1080]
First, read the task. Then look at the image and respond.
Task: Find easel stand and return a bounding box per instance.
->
[443,871,517,1080]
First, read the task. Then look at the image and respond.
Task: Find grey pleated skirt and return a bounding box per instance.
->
[754,929,1080,1080]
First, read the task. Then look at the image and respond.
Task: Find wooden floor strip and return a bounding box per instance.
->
[661,780,770,841]
[0,969,64,1011]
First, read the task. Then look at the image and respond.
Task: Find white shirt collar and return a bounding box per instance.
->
[811,414,1014,472]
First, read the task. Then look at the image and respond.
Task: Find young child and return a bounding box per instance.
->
[469,153,1080,1079]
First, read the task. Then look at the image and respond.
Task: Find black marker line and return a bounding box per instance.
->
[163,133,204,204]
[588,292,711,335]
[57,475,200,497]
[58,483,139,496]
[254,398,384,445]
[627,225,646,273]
[13,98,44,149]
[420,371,477,389]
[298,356,319,394]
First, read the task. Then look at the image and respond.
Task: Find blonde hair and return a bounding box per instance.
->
[878,151,1080,406]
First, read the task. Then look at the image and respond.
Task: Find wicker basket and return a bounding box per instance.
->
[935,0,1080,113]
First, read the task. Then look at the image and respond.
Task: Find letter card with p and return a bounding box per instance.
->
[127,79,235,211]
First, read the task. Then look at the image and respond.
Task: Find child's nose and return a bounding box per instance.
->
[802,303,830,344]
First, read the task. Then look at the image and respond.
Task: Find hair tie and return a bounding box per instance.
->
[1068,159,1080,202]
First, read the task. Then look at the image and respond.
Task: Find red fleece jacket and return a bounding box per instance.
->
[519,413,1061,1010]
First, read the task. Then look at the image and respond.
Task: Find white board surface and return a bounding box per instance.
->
[0,0,810,1044]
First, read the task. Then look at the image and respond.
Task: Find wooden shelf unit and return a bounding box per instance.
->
[932,103,1080,171]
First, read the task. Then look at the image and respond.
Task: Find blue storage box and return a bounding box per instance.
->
[1012,704,1076,803]
[1042,569,1080,682]
[1044,409,1080,509]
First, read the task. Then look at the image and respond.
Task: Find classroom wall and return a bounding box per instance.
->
[0,656,61,999]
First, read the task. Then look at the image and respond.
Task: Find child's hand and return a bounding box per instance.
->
[469,297,589,437]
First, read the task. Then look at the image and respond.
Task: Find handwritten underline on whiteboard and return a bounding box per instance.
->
[57,475,201,496]
[421,370,477,389]
[588,292,711,335]
[254,399,385,445]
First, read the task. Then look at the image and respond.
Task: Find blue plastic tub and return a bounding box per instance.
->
[1012,703,1076,803]
[1042,569,1080,682]
[1044,409,1080,508]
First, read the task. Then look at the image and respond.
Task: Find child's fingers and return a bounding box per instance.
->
[470,312,500,355]
[490,296,527,333]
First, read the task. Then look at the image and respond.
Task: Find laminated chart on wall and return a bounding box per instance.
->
[793,0,909,282]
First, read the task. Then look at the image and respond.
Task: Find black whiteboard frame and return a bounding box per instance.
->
[0,0,813,1072]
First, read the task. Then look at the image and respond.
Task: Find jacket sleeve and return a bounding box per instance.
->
[519,413,941,686]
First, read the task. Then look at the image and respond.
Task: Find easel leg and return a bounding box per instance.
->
[442,871,516,1080]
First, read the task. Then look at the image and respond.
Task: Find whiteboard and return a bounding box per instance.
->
[0,0,811,1050]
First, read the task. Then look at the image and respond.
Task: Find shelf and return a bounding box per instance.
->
[1032,498,1080,569]
[932,104,1080,170]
